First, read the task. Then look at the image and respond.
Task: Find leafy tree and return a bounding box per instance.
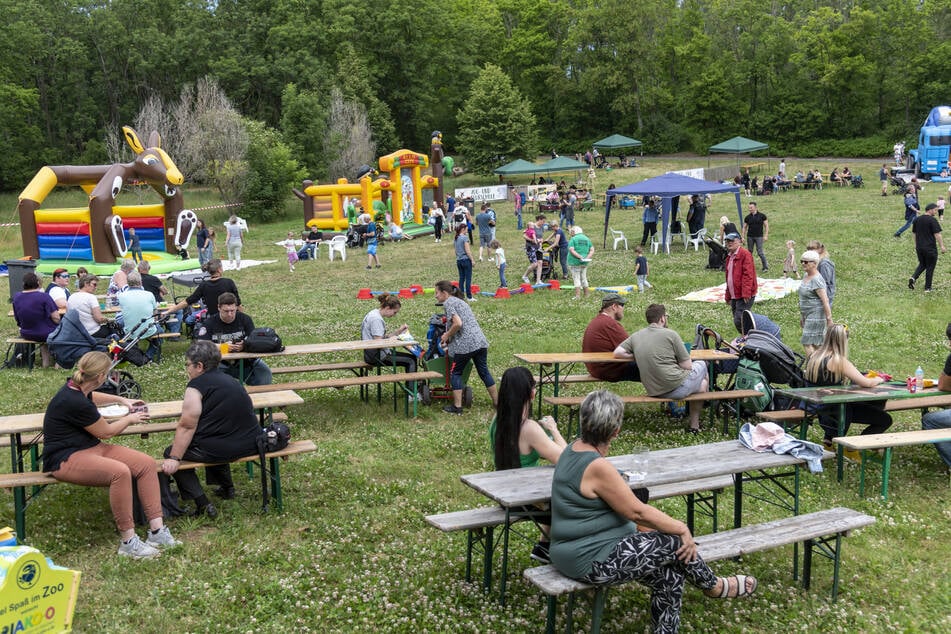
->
[457,64,538,174]
[280,83,328,178]
[241,120,305,221]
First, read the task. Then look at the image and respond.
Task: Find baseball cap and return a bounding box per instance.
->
[800,250,820,263]
[602,293,627,306]
[724,232,741,241]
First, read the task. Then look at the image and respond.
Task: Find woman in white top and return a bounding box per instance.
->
[67,275,111,338]
[225,215,246,270]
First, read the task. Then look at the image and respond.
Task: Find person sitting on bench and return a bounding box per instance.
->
[161,341,263,518]
[549,390,756,634]
[195,292,272,386]
[43,351,180,559]
[921,322,951,473]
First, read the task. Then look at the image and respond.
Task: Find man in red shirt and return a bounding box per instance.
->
[724,232,758,333]
[581,293,640,382]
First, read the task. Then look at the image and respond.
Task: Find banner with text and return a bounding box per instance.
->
[453,185,509,202]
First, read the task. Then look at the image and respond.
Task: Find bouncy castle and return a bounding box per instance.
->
[15,126,198,274]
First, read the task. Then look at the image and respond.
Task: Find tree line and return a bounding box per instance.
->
[0,0,947,198]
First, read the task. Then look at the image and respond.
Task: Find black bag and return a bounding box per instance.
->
[256,421,291,510]
[242,327,284,353]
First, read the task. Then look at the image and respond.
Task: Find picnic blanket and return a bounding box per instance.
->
[677,277,801,303]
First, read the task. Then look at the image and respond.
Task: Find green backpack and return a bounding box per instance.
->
[735,358,773,413]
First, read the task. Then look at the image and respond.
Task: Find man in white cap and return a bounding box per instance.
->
[723,232,757,333]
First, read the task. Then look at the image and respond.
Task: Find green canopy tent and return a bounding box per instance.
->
[708,136,770,170]
[536,156,589,175]
[593,134,643,154]
[492,159,541,175]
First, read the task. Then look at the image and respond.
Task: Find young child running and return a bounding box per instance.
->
[283,231,299,272]
[633,245,652,292]
[782,239,798,278]
[937,196,946,220]
[366,220,381,269]
[490,239,507,288]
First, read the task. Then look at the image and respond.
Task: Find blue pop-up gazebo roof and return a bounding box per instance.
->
[603,172,742,250]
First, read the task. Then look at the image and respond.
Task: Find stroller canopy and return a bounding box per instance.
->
[47,309,106,369]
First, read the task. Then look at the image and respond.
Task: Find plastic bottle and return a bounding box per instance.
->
[915,366,924,392]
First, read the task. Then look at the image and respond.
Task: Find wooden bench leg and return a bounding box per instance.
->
[802,532,847,601]
[267,455,283,512]
[545,594,558,634]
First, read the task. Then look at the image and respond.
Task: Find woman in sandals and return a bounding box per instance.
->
[550,390,756,633]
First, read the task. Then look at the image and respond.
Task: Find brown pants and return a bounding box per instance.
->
[53,444,161,532]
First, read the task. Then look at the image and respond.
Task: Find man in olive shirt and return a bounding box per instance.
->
[613,303,707,432]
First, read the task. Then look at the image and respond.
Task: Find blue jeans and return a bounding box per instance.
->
[223,359,272,386]
[498,263,507,288]
[449,347,494,391]
[456,257,473,299]
[895,210,916,236]
[922,409,951,468]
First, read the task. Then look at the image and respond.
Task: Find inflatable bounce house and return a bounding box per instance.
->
[294,132,455,238]
[16,126,199,274]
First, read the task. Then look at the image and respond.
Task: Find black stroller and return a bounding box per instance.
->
[704,236,727,270]
[418,313,473,407]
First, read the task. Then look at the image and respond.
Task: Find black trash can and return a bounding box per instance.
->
[5,259,38,304]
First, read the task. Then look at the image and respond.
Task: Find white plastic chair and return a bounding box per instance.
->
[650,233,662,255]
[328,235,347,261]
[687,227,708,251]
[610,229,628,251]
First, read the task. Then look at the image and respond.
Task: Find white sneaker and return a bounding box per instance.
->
[146,526,181,549]
[522,276,531,284]
[118,534,161,559]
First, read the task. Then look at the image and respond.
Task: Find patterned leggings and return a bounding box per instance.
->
[582,531,717,634]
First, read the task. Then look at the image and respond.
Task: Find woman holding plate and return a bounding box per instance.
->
[42,351,181,559]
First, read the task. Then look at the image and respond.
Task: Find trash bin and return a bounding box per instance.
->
[5,259,37,304]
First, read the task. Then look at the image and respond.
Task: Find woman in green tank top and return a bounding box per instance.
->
[549,390,757,633]
[490,367,567,562]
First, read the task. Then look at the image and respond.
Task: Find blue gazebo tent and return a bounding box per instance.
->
[603,173,742,251]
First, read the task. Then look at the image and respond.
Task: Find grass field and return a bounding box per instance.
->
[1,156,949,633]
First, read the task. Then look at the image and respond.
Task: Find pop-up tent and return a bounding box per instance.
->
[708,136,770,170]
[603,173,742,251]
[537,156,590,174]
[493,158,540,176]
[593,134,643,152]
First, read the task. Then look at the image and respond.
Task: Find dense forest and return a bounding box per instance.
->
[1,0,949,190]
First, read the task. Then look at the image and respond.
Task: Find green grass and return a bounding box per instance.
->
[1,157,950,633]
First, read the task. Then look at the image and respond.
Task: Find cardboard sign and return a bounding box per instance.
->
[0,546,81,633]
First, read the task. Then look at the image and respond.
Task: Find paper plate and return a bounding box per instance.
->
[98,404,129,418]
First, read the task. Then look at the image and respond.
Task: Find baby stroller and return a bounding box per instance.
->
[98,314,173,398]
[418,313,473,407]
[704,235,727,270]
[538,243,554,281]
[891,175,910,196]
[850,174,864,188]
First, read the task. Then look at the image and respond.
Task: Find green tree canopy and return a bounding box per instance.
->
[456,64,538,175]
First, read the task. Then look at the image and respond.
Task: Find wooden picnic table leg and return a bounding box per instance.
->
[552,363,561,422]
[499,508,512,605]
[732,472,743,529]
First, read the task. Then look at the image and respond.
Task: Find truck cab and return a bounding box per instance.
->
[908,106,951,179]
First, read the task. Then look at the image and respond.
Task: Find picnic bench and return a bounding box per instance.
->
[0,390,304,539]
[0,440,317,541]
[458,440,832,604]
[741,162,766,172]
[524,507,875,633]
[245,371,441,417]
[834,428,951,499]
[425,475,734,595]
[773,384,951,482]
[544,389,764,438]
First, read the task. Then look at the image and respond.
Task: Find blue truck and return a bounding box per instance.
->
[907,105,951,180]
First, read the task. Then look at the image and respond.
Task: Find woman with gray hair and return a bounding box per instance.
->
[550,390,756,633]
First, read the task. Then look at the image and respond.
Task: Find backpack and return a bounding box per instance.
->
[256,421,291,511]
[242,327,284,353]
[734,358,773,413]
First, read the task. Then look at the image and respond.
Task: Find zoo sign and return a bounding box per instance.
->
[0,547,80,633]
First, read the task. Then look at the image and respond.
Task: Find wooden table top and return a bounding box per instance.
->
[0,390,304,436]
[514,349,738,365]
[774,383,951,406]
[222,337,414,361]
[461,440,830,508]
